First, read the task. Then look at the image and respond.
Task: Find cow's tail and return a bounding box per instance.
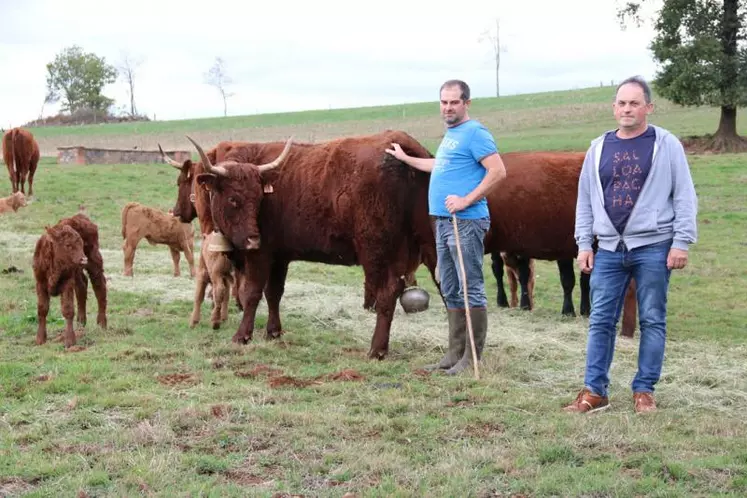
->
[121,202,136,239]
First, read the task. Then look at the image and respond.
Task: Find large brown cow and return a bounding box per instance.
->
[161,142,250,329]
[2,128,40,196]
[33,224,88,348]
[189,131,438,359]
[121,202,195,277]
[483,151,636,335]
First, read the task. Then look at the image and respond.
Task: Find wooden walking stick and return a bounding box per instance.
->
[451,214,480,380]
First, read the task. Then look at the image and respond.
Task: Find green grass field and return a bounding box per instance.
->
[1,86,746,497]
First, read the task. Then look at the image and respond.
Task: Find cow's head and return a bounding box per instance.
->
[188,136,293,251]
[47,224,87,266]
[159,144,198,223]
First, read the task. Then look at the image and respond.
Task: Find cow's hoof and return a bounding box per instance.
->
[212,322,220,330]
[367,349,388,361]
[231,334,251,345]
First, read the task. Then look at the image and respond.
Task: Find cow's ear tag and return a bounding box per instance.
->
[263,184,274,194]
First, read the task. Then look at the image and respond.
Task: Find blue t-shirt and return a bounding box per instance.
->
[429,119,498,219]
[599,126,656,235]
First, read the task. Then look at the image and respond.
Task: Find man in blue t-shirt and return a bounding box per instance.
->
[386,79,507,374]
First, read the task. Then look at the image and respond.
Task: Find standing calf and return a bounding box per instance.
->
[121,202,195,277]
[0,192,27,214]
[2,128,40,196]
[58,214,108,330]
[33,224,88,348]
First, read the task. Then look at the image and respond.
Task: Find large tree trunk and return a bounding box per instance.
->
[707,0,747,152]
[708,105,747,153]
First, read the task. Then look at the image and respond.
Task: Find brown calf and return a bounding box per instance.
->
[58,214,108,330]
[2,128,40,196]
[121,202,195,277]
[0,191,27,214]
[33,224,88,348]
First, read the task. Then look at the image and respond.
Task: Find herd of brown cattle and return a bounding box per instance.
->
[2,126,636,355]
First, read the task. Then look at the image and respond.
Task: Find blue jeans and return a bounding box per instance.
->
[584,240,672,397]
[435,217,490,309]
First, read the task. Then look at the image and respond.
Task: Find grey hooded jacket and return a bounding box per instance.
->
[575,125,698,253]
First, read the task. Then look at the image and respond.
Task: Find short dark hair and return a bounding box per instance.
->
[440,80,471,101]
[615,76,652,104]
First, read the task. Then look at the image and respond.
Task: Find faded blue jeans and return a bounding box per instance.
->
[434,217,491,310]
[584,240,673,397]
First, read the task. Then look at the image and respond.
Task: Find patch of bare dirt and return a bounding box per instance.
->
[65,345,88,353]
[210,404,231,419]
[133,308,154,317]
[0,477,39,496]
[268,376,322,389]
[341,347,367,357]
[326,369,365,381]
[681,134,747,154]
[53,330,86,342]
[463,422,506,438]
[156,373,199,386]
[412,368,432,377]
[35,373,53,382]
[234,364,284,378]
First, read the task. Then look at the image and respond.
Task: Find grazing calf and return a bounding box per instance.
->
[58,214,108,330]
[0,191,27,214]
[120,202,195,277]
[2,128,40,196]
[33,224,88,348]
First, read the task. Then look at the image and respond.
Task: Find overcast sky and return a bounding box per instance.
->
[0,0,658,127]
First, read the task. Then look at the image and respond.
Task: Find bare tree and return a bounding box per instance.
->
[204,57,234,117]
[118,52,144,117]
[479,18,508,97]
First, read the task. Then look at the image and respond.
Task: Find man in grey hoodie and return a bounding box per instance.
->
[564,76,698,414]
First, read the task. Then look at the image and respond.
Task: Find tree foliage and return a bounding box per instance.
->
[46,46,118,113]
[619,1,747,107]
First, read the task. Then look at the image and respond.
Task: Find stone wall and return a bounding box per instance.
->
[57,146,191,165]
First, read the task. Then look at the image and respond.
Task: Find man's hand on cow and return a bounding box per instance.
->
[667,247,688,270]
[577,250,594,274]
[445,195,470,214]
[385,143,406,161]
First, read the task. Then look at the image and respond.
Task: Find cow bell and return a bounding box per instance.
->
[206,231,233,252]
[399,286,430,313]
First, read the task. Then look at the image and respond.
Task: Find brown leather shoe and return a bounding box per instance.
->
[563,388,610,413]
[633,392,657,414]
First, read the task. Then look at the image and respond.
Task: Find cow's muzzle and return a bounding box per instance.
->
[246,236,261,250]
[80,256,88,265]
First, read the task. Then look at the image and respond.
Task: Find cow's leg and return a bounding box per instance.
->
[264,259,290,339]
[122,237,139,277]
[36,282,50,345]
[579,270,591,316]
[74,270,88,327]
[61,281,76,348]
[516,257,533,310]
[169,246,181,277]
[220,275,232,322]
[18,170,27,195]
[190,251,210,328]
[182,240,195,278]
[508,268,519,308]
[491,252,510,308]
[367,269,405,360]
[232,271,243,311]
[86,252,108,329]
[363,279,376,311]
[233,259,269,344]
[209,272,229,330]
[620,279,637,338]
[28,160,38,197]
[557,259,577,317]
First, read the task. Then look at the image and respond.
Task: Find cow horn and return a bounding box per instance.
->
[185,135,226,176]
[257,136,294,173]
[158,144,183,169]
